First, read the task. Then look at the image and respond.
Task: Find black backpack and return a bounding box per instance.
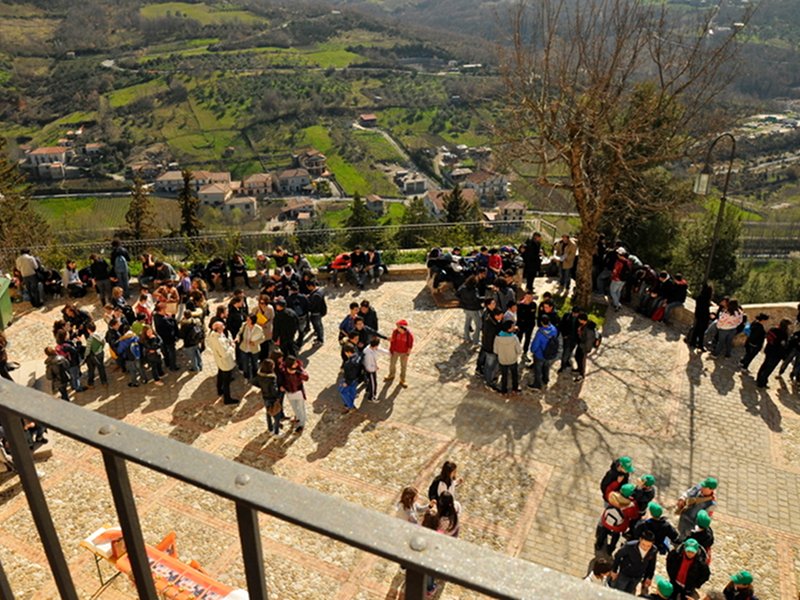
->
[60,342,81,367]
[427,477,442,502]
[543,333,559,360]
[184,321,205,347]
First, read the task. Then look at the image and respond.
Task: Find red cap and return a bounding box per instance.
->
[396,319,409,327]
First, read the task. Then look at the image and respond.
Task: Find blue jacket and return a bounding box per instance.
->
[530,324,558,359]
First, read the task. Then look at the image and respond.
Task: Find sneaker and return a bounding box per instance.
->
[573,375,584,382]
[384,376,394,382]
[294,426,304,434]
[341,407,351,414]
[399,381,408,388]
[370,398,380,403]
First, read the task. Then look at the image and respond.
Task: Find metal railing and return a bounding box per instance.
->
[0,380,626,599]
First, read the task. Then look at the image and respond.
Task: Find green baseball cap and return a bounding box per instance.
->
[656,576,674,598]
[683,538,700,554]
[700,476,718,490]
[648,501,663,518]
[620,483,636,498]
[730,570,753,585]
[618,456,635,473]
[696,509,712,528]
[641,474,656,487]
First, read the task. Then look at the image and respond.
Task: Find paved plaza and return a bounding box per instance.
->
[1,277,799,599]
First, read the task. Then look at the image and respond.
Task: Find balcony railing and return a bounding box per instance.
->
[0,380,626,599]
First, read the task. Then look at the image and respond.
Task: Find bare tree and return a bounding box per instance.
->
[499,0,748,308]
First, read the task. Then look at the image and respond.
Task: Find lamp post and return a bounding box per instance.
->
[693,133,736,285]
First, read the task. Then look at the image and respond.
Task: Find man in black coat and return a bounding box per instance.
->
[359,300,379,331]
[272,297,299,357]
[153,303,179,371]
[521,233,542,293]
[600,456,634,502]
[666,539,710,599]
[609,530,657,594]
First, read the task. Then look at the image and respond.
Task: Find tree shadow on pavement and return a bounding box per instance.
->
[306,382,367,462]
[435,340,477,384]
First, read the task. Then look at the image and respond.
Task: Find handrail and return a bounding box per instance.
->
[0,380,627,599]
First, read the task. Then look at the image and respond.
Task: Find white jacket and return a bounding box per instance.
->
[207,331,236,371]
[237,323,265,354]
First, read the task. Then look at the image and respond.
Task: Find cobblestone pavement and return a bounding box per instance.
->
[1,278,799,599]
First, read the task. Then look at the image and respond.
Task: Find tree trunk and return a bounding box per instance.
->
[574,223,599,310]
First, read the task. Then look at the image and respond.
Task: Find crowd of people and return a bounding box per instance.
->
[586,456,759,600]
[1,232,783,597]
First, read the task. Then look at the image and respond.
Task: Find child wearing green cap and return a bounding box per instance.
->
[600,456,634,502]
[666,538,710,598]
[724,570,758,600]
[632,502,680,555]
[687,509,714,563]
[641,576,674,599]
[675,477,717,538]
[595,482,639,554]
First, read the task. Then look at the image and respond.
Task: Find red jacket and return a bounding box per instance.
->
[390,329,414,354]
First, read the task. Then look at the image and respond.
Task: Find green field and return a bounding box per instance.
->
[353,130,404,163]
[33,196,181,233]
[140,2,267,25]
[108,79,168,108]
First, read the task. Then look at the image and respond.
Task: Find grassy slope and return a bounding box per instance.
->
[139,2,267,25]
[33,196,181,232]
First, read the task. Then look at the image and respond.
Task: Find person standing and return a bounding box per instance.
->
[340,343,362,413]
[675,477,717,539]
[457,275,484,345]
[179,310,204,372]
[255,294,275,359]
[756,319,791,388]
[207,321,238,404]
[281,356,308,434]
[595,482,639,555]
[521,232,542,293]
[608,248,631,311]
[363,338,390,403]
[306,280,327,345]
[237,314,265,381]
[740,313,769,372]
[723,570,758,600]
[117,330,145,388]
[494,320,522,394]
[556,305,579,373]
[254,358,283,435]
[713,299,744,358]
[529,315,558,390]
[110,239,131,300]
[272,297,299,357]
[687,509,714,561]
[666,539,710,599]
[154,303,180,371]
[84,322,107,387]
[516,292,537,363]
[554,234,578,293]
[140,325,165,385]
[608,530,657,594]
[688,283,714,351]
[88,253,113,306]
[44,347,70,401]
[600,456,635,502]
[574,313,599,382]
[478,308,503,387]
[16,249,42,307]
[632,502,680,556]
[385,319,414,388]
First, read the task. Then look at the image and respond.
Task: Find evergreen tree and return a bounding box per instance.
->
[671,203,743,297]
[0,138,51,257]
[397,196,433,248]
[125,177,156,240]
[444,184,470,223]
[178,169,202,237]
[345,192,378,247]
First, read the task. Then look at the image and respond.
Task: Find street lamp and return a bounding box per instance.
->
[693,132,736,285]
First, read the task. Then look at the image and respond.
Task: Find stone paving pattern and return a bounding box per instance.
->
[1,277,799,599]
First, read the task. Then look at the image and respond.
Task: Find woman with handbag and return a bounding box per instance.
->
[255,359,284,435]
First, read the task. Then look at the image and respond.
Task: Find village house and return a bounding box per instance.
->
[84,143,106,156]
[198,183,233,207]
[154,171,185,194]
[240,173,273,199]
[154,170,232,194]
[447,167,473,185]
[365,194,385,217]
[192,170,231,191]
[358,113,378,128]
[278,168,312,194]
[462,170,510,206]
[224,195,258,218]
[494,201,525,230]
[423,188,478,220]
[292,148,328,177]
[279,198,316,221]
[27,147,68,167]
[398,172,427,196]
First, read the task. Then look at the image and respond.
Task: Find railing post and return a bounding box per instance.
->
[405,567,426,600]
[101,451,158,600]
[235,501,268,600]
[0,410,79,600]
[0,555,16,599]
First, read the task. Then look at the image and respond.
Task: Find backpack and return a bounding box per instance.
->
[543,332,559,360]
[185,321,205,347]
[59,342,81,367]
[122,304,136,326]
[736,313,748,334]
[114,253,128,272]
[124,338,141,361]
